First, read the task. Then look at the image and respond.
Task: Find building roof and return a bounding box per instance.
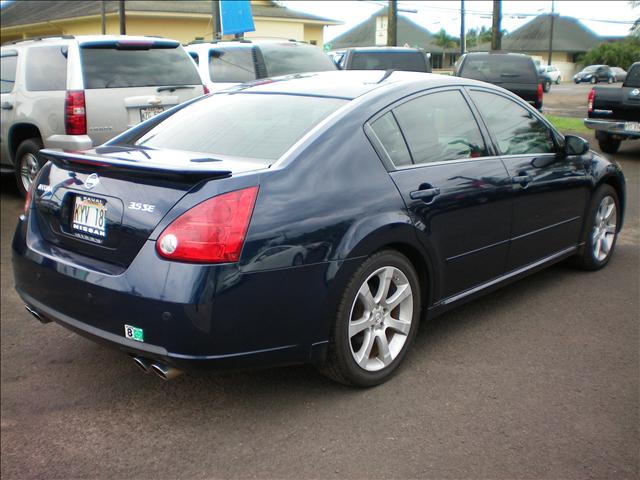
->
[329,9,458,53]
[0,0,340,28]
[501,14,602,53]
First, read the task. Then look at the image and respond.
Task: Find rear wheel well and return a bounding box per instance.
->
[9,124,42,163]
[379,242,432,313]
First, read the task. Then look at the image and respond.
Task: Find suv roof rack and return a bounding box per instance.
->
[8,34,75,45]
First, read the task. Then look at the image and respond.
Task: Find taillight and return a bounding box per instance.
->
[587,88,595,113]
[537,83,543,103]
[203,85,210,95]
[156,186,258,263]
[64,90,86,135]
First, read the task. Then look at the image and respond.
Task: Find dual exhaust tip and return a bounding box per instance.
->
[132,356,183,380]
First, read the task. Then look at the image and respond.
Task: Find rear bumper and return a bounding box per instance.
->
[584,118,640,139]
[44,134,93,151]
[12,214,346,372]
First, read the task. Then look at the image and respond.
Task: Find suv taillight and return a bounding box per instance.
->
[536,82,543,103]
[587,89,595,113]
[64,90,86,135]
[156,186,259,263]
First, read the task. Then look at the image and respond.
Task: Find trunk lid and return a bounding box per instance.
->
[33,147,265,268]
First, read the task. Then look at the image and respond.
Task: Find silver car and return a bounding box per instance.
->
[1,35,204,195]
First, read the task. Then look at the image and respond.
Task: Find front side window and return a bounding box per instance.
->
[392,90,488,165]
[370,112,412,167]
[208,47,255,83]
[469,90,555,155]
[26,46,67,91]
[0,53,18,93]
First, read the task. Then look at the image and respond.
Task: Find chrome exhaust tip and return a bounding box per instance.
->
[150,362,183,381]
[25,305,51,324]
[132,356,153,374]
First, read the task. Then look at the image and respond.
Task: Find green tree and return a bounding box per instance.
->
[631,1,640,36]
[579,37,640,70]
[434,28,458,50]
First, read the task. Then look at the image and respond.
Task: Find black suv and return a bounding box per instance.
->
[454,52,543,110]
[333,47,432,73]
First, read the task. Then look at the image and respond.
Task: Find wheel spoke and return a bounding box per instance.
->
[375,333,393,366]
[385,315,411,335]
[373,267,393,304]
[605,225,616,234]
[594,236,602,259]
[604,202,615,222]
[349,315,373,338]
[385,283,411,311]
[358,283,375,311]
[601,236,612,254]
[355,330,375,367]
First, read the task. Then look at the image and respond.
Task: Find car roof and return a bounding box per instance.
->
[223,70,486,100]
[186,39,312,50]
[464,51,530,58]
[347,47,424,53]
[2,34,180,48]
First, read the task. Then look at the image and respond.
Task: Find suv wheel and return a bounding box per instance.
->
[14,138,44,197]
[598,135,621,154]
[590,77,597,84]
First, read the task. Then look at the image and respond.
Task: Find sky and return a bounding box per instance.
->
[281,1,638,43]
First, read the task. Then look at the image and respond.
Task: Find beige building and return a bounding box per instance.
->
[0,0,339,46]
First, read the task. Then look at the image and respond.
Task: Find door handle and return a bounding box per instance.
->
[511,174,532,186]
[410,187,441,201]
[1,102,13,110]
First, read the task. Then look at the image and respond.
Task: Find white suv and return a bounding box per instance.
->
[0,35,204,195]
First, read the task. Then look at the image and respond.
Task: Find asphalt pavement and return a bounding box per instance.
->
[1,134,638,479]
[543,82,604,118]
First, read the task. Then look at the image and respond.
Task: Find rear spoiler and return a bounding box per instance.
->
[39,149,232,182]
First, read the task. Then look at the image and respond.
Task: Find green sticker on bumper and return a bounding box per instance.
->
[124,325,144,342]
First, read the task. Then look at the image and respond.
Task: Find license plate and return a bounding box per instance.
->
[624,122,640,133]
[140,106,164,121]
[72,195,107,239]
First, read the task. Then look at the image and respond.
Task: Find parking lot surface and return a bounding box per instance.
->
[1,134,638,479]
[543,82,598,118]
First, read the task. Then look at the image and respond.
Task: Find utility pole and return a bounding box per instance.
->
[460,0,466,55]
[118,0,125,35]
[387,0,397,47]
[212,0,220,40]
[101,0,106,34]
[491,0,501,50]
[547,0,555,65]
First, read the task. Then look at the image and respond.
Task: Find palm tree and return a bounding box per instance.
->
[632,1,640,35]
[433,28,457,68]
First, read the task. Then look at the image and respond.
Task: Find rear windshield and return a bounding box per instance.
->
[350,52,428,72]
[209,46,256,83]
[134,94,347,162]
[626,65,640,87]
[459,55,536,83]
[260,43,337,77]
[80,44,201,89]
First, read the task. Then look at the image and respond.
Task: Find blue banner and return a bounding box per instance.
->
[220,0,256,35]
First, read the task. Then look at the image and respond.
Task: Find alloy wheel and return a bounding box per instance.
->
[592,195,617,262]
[19,153,40,193]
[348,266,413,372]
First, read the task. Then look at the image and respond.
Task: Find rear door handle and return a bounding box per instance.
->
[511,174,532,186]
[410,187,440,201]
[1,102,13,110]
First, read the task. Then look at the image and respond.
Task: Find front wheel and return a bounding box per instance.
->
[543,80,551,93]
[319,250,421,387]
[14,138,44,197]
[572,185,619,270]
[608,76,614,84]
[598,136,621,154]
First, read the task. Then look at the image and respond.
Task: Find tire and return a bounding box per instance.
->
[574,79,579,84]
[319,250,421,387]
[572,185,620,271]
[590,77,597,84]
[555,77,561,85]
[14,138,44,197]
[543,80,551,93]
[608,76,614,84]
[598,136,621,154]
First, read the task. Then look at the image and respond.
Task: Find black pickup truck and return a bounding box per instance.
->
[585,61,640,153]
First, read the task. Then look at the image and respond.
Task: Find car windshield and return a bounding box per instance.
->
[582,66,599,73]
[134,93,347,162]
[625,65,640,87]
[350,52,427,72]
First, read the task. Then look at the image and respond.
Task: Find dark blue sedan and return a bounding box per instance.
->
[13,71,626,386]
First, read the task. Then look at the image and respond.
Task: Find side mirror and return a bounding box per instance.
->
[564,135,589,156]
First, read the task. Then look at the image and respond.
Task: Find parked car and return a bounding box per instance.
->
[610,67,627,83]
[333,46,432,73]
[585,61,640,153]
[186,39,337,92]
[455,52,543,110]
[538,66,553,93]
[0,35,204,196]
[573,65,615,84]
[539,64,562,84]
[14,71,625,386]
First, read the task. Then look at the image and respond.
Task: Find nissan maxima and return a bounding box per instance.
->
[13,71,625,386]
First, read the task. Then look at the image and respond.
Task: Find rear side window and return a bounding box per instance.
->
[393,90,488,165]
[80,45,201,89]
[1,53,18,93]
[259,43,337,77]
[470,90,555,155]
[134,94,347,162]
[351,52,428,72]
[459,55,536,83]
[370,112,412,167]
[208,47,256,83]
[26,46,67,91]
